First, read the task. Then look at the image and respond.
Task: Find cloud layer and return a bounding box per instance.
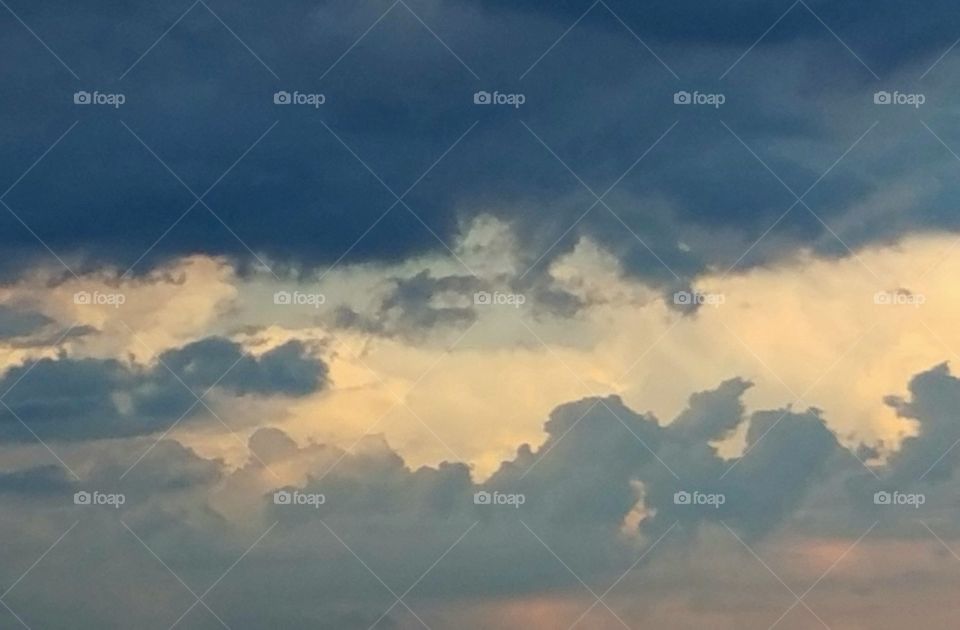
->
[6,1,960,627]
[2,362,960,627]
[0,336,327,442]
[3,0,960,292]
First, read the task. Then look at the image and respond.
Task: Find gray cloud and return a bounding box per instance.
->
[0,304,96,348]
[0,337,328,442]
[0,305,53,339]
[335,271,479,338]
[5,364,960,626]
[884,362,960,483]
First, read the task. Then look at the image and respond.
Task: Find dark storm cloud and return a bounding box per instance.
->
[0,336,327,442]
[3,0,960,289]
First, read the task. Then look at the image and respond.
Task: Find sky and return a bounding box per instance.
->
[3,0,960,628]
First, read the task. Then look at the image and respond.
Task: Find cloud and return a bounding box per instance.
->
[0,464,73,496]
[884,362,960,483]
[666,377,752,444]
[2,367,960,627]
[8,2,960,625]
[0,304,96,348]
[0,304,53,339]
[158,337,327,396]
[0,336,327,442]
[477,0,960,71]
[335,270,479,338]
[3,0,960,289]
